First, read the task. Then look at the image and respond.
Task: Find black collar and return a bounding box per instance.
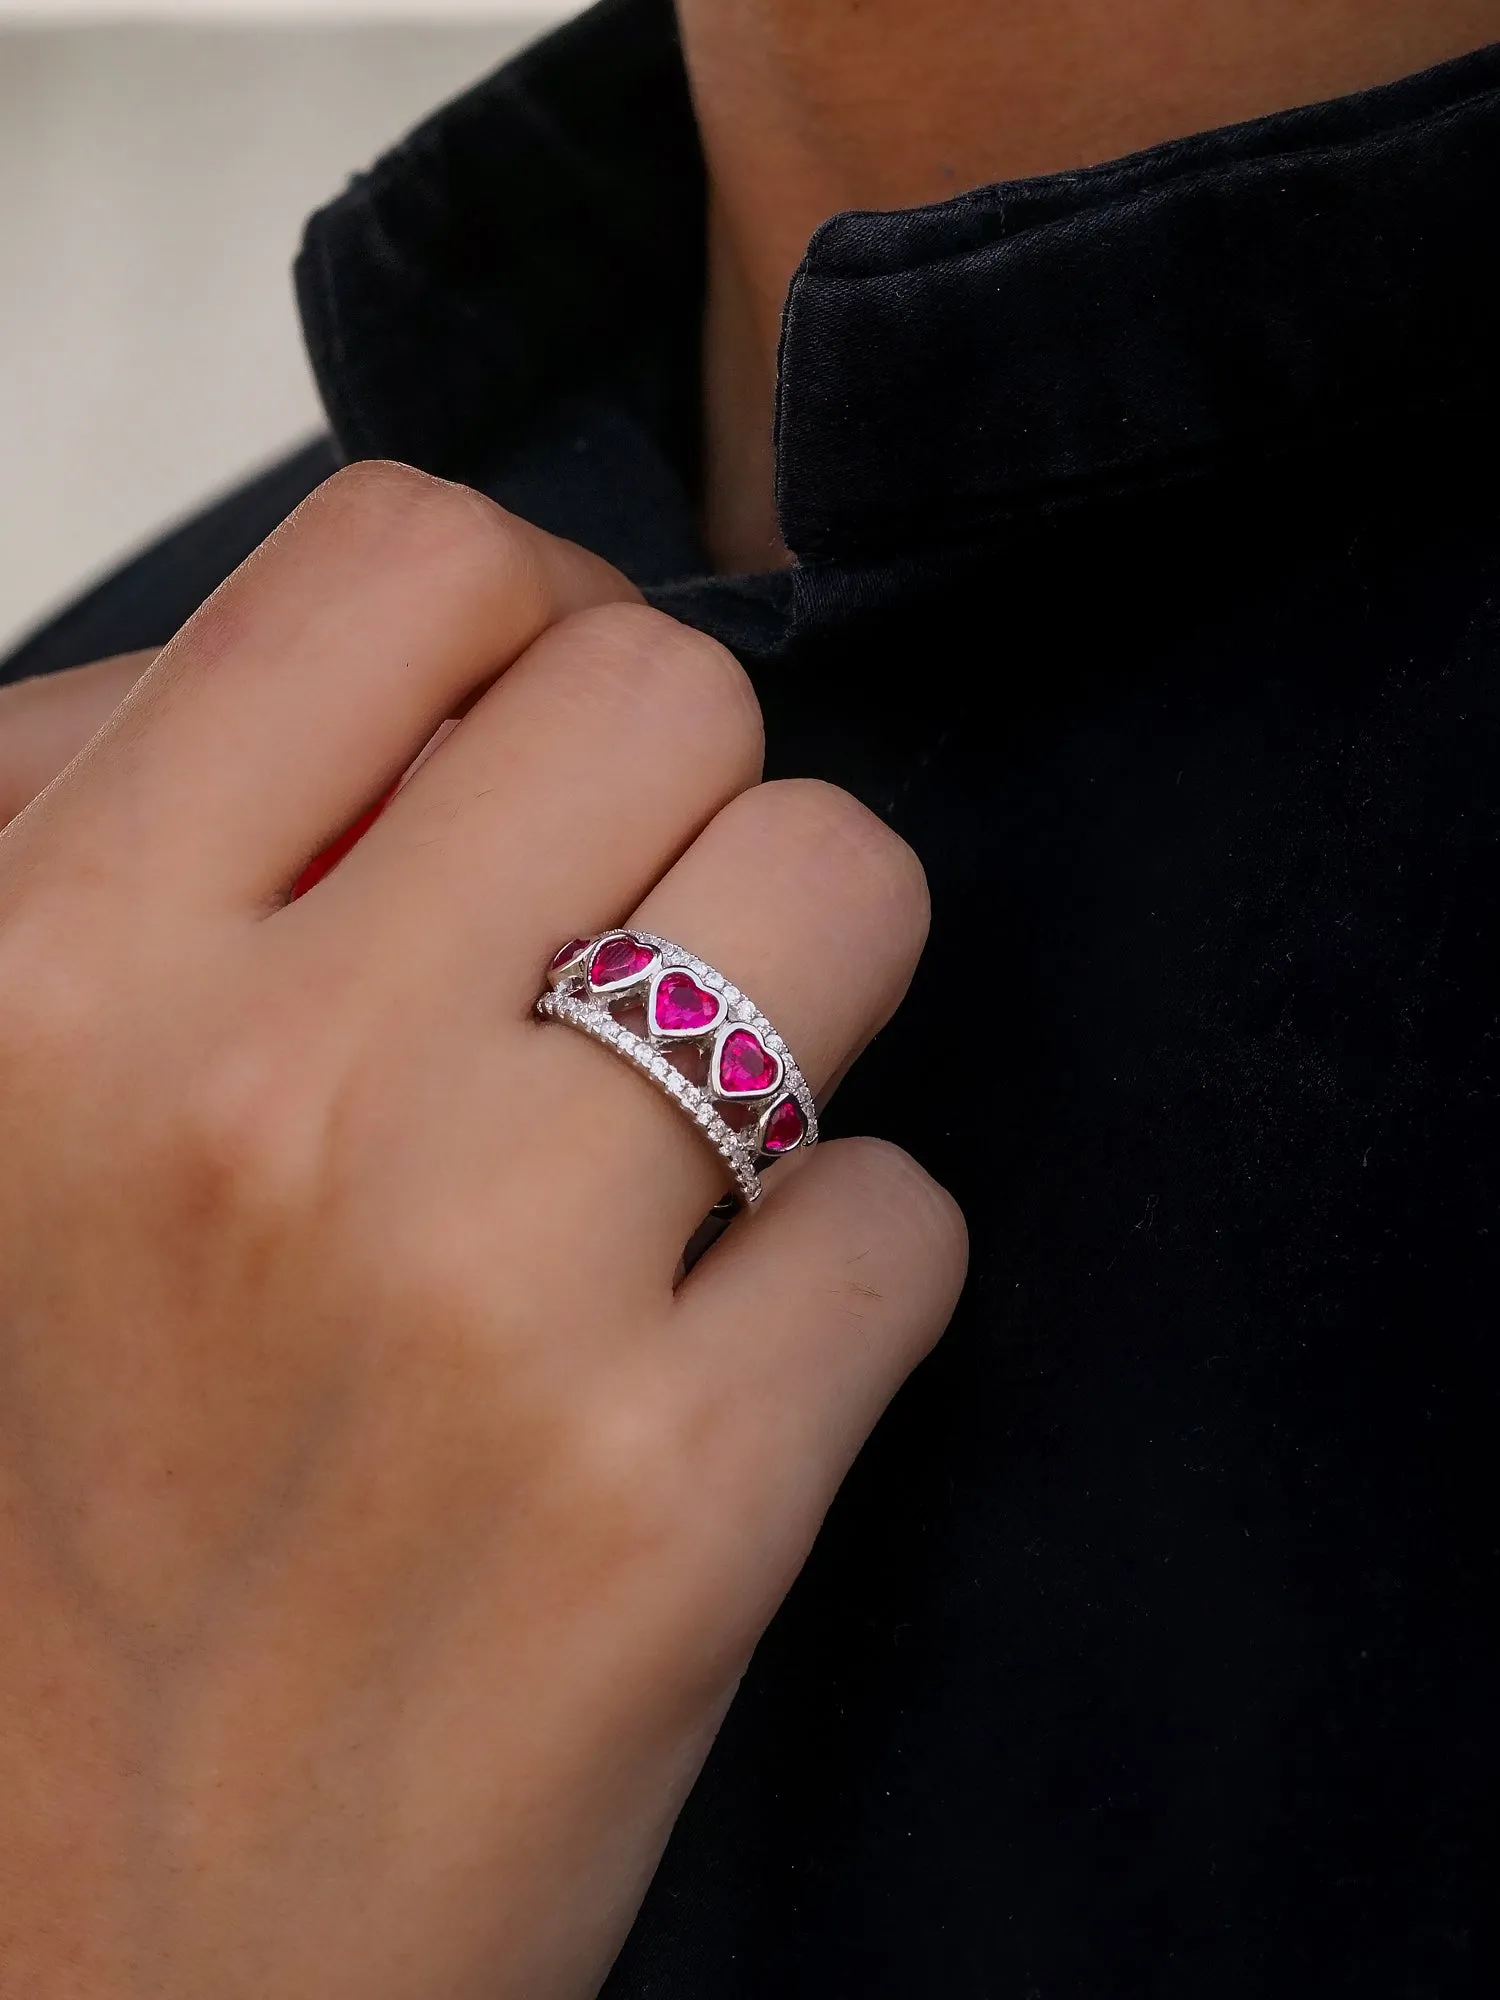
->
[296,0,1500,586]
[296,0,703,512]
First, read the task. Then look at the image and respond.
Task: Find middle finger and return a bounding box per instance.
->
[307,603,764,998]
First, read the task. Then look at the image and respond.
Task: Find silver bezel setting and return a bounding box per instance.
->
[708,1021,784,1103]
[545,937,593,989]
[645,965,729,1041]
[584,930,661,997]
[753,1093,809,1159]
[537,930,819,1208]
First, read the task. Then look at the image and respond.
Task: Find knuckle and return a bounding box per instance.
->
[738,779,930,936]
[303,461,549,607]
[313,457,457,520]
[169,1042,326,1222]
[307,458,456,537]
[546,602,764,768]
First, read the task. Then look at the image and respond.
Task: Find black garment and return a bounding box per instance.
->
[6,2,1498,1989]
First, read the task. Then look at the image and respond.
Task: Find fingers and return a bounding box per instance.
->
[632,778,926,1089]
[673,1137,967,1546]
[0,652,154,827]
[540,778,930,1255]
[25,464,632,909]
[307,603,764,1001]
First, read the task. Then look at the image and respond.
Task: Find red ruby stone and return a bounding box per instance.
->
[589,935,656,989]
[653,971,721,1034]
[549,936,592,973]
[717,1028,781,1096]
[762,1096,807,1154]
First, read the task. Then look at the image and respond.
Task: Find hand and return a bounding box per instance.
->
[0,651,156,827]
[0,464,965,1998]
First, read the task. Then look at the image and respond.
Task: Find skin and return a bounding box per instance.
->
[0,463,964,1994]
[680,0,1500,568]
[1,3,1498,1991]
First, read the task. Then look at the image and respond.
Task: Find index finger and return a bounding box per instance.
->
[14,463,633,913]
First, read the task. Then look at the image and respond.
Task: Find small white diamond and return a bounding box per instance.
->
[736,1000,755,1022]
[696,1105,712,1125]
[651,1056,669,1078]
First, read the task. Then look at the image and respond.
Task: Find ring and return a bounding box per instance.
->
[536,931,819,1207]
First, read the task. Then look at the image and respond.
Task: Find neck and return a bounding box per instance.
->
[677,0,1500,571]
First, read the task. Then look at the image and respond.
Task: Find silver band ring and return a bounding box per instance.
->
[536,931,819,1207]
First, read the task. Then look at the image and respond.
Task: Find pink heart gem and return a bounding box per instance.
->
[588,935,656,990]
[762,1096,807,1155]
[653,971,722,1035]
[549,936,592,973]
[716,1027,782,1098]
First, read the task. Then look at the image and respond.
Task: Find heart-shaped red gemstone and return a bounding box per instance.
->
[761,1096,807,1154]
[652,971,723,1035]
[716,1027,782,1097]
[588,935,656,990]
[549,936,592,974]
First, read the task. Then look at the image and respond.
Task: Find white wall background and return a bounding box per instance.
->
[6,2,555,15]
[0,6,584,657]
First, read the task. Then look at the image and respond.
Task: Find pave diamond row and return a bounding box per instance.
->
[537,990,765,1206]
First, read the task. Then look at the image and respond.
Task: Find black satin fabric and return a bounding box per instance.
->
[6,3,1498,1990]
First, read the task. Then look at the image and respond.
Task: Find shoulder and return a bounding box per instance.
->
[1,441,337,685]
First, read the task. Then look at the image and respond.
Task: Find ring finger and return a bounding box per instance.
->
[543,777,930,1262]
